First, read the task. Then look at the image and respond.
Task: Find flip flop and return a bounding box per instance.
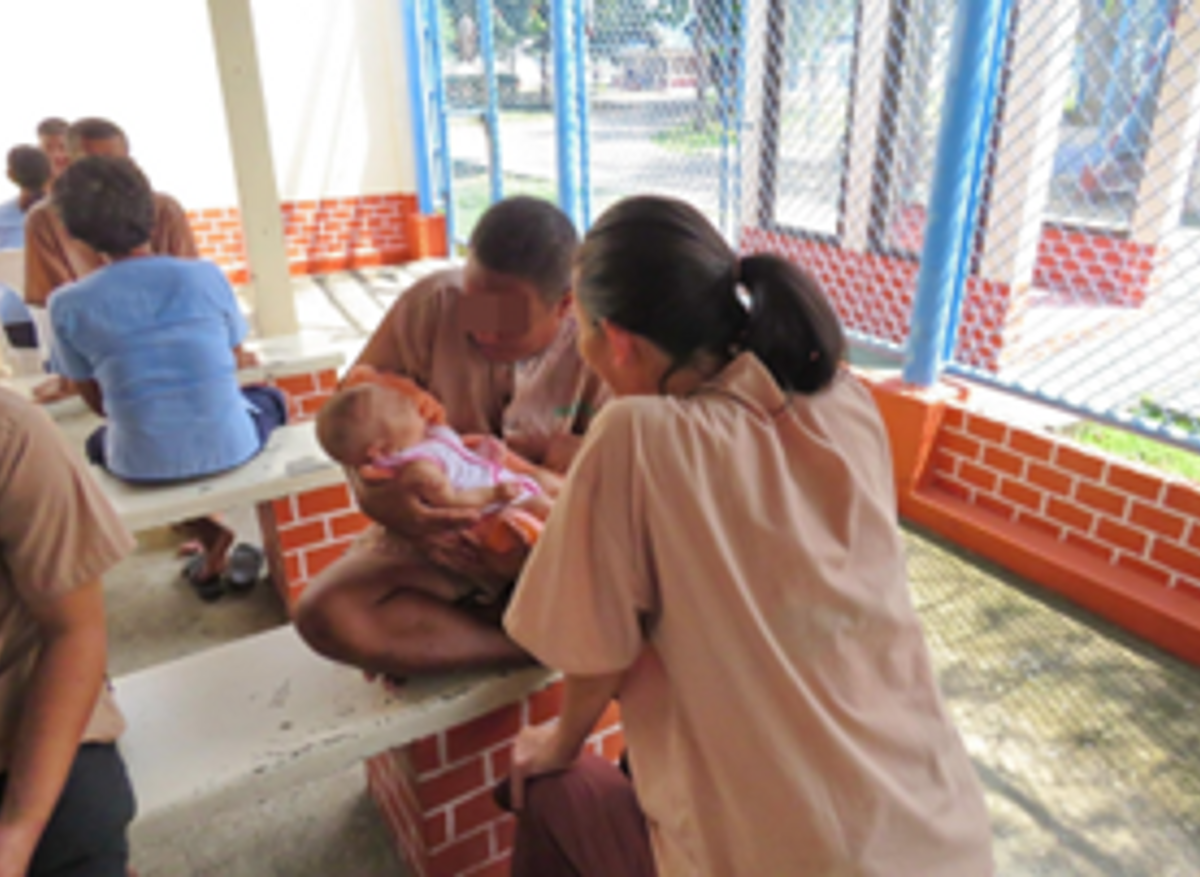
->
[222,543,264,595]
[182,553,223,603]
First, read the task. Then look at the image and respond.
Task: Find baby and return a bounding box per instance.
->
[316,366,551,554]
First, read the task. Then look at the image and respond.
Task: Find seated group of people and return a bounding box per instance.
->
[0,142,996,874]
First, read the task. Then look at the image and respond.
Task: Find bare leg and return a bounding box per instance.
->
[294,548,531,677]
[179,516,234,580]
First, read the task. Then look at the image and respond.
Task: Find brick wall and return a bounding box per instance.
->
[741,227,1011,371]
[929,406,1200,594]
[1034,227,1157,307]
[367,681,625,877]
[189,193,420,285]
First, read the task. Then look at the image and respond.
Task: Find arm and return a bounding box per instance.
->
[75,379,104,417]
[155,194,199,259]
[0,582,108,877]
[348,466,481,538]
[508,672,624,810]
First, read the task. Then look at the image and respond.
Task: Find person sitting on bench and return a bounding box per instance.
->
[46,156,287,601]
[295,196,607,678]
[0,390,137,877]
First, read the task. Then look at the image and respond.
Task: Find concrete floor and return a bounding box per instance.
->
[106,264,1200,875]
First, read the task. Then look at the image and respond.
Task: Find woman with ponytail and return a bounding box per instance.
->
[497,196,993,876]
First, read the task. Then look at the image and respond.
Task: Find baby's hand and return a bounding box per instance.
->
[357,461,397,484]
[463,433,507,463]
[492,482,523,504]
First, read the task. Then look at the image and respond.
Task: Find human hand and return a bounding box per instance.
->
[462,433,507,464]
[508,722,576,811]
[423,526,529,583]
[349,468,480,539]
[234,346,261,369]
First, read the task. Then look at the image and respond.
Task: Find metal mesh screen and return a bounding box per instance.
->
[954,0,1200,452]
[437,0,560,242]
[584,0,745,236]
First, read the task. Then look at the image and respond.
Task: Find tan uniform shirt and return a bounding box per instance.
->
[23,193,198,307]
[350,268,608,598]
[359,267,606,462]
[0,390,134,771]
[506,354,994,876]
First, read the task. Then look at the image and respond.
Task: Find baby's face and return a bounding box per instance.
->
[370,392,428,458]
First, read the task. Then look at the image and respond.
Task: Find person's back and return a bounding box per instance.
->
[23,118,196,308]
[502,195,993,877]
[566,360,990,874]
[51,255,258,480]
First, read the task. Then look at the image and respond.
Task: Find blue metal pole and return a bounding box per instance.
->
[551,0,580,228]
[733,0,748,248]
[574,0,592,228]
[401,0,434,214]
[902,0,1013,387]
[477,0,503,204]
[423,0,456,249]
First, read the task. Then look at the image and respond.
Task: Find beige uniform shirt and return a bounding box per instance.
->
[23,193,198,307]
[506,354,994,876]
[359,267,605,461]
[0,390,134,771]
[350,268,608,598]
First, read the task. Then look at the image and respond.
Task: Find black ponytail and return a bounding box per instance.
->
[739,254,844,393]
[577,195,845,395]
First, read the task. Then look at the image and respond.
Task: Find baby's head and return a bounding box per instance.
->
[316,383,427,468]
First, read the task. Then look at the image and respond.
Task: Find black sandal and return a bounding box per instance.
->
[182,553,224,603]
[223,543,264,595]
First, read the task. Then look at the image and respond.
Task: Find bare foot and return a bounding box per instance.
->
[180,516,235,580]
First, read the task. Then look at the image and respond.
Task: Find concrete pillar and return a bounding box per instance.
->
[206,0,298,337]
[841,0,891,252]
[1131,6,1200,245]
[978,1,1080,284]
[737,0,772,234]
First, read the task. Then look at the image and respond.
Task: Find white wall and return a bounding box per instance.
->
[0,0,414,210]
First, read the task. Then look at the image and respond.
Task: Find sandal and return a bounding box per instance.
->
[222,543,264,595]
[182,553,223,603]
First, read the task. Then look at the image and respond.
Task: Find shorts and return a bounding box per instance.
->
[0,743,137,877]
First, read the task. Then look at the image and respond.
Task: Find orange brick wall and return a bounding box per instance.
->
[189,193,420,285]
[928,406,1200,594]
[367,682,625,877]
[262,483,368,608]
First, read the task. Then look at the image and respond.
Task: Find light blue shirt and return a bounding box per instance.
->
[0,198,23,250]
[50,256,259,482]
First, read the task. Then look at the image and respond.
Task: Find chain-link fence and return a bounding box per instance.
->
[960,0,1200,457]
[422,1,1199,454]
[740,0,1200,455]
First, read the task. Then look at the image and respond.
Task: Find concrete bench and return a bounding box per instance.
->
[88,420,359,607]
[0,330,344,420]
[115,625,624,877]
[117,625,555,845]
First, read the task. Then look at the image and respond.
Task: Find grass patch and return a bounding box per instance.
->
[651,116,730,153]
[1065,418,1200,484]
[452,173,558,243]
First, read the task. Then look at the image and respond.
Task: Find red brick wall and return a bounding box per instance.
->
[741,228,1012,371]
[1034,227,1157,307]
[929,406,1200,594]
[367,681,625,877]
[189,192,420,285]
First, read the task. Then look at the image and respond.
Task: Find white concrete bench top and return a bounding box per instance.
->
[93,421,344,532]
[0,331,345,417]
[116,624,554,843]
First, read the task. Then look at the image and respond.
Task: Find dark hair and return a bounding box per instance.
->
[36,117,69,138]
[469,196,578,302]
[7,146,51,192]
[575,196,845,394]
[67,117,128,153]
[54,156,155,256]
